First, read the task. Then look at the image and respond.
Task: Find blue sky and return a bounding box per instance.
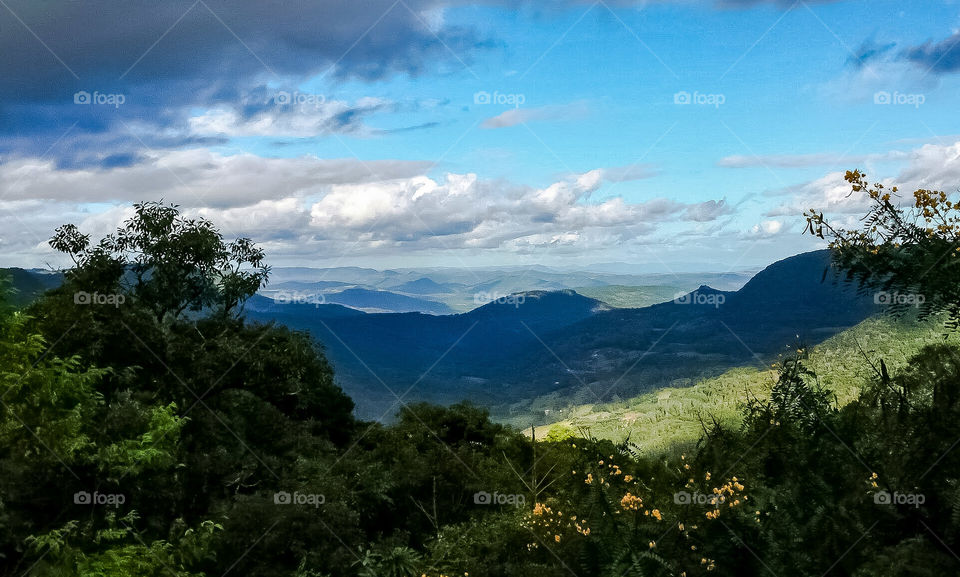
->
[1,0,959,271]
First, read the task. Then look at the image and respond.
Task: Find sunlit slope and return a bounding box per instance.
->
[531,315,946,453]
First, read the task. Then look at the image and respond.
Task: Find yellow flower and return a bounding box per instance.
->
[620,492,643,511]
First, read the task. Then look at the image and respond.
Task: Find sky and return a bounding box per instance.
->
[1,0,959,272]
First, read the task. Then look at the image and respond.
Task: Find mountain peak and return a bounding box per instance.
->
[467,289,608,318]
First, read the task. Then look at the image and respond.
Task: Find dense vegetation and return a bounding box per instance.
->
[532,314,946,451]
[1,170,958,576]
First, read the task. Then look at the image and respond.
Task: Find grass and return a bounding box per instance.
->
[530,314,948,454]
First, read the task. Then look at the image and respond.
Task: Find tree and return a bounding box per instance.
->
[0,276,226,576]
[16,204,362,576]
[805,170,960,328]
[49,201,269,321]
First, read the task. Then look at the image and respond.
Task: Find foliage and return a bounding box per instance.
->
[531,315,944,451]
[805,169,960,328]
[49,200,269,320]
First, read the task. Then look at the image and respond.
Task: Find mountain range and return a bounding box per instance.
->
[261,265,755,313]
[2,250,879,422]
[244,250,879,420]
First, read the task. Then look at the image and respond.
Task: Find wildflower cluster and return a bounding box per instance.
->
[702,477,747,520]
[523,501,591,550]
[913,188,960,241]
[579,454,632,487]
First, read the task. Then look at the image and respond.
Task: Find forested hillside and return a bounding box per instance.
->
[243,249,877,420]
[1,171,958,576]
[532,314,946,452]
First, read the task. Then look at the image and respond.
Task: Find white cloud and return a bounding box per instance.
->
[0,149,433,208]
[751,220,783,236]
[718,150,910,169]
[481,102,589,129]
[819,58,935,105]
[765,171,871,217]
[0,150,735,266]
[187,97,393,138]
[764,140,960,219]
[894,141,960,190]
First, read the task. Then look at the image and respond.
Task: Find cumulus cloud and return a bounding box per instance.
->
[305,169,690,244]
[750,220,783,237]
[0,151,733,265]
[765,171,875,218]
[764,140,960,219]
[0,149,434,208]
[892,141,960,190]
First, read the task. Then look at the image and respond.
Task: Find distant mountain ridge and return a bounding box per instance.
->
[245,250,879,420]
[3,252,879,422]
[259,265,754,313]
